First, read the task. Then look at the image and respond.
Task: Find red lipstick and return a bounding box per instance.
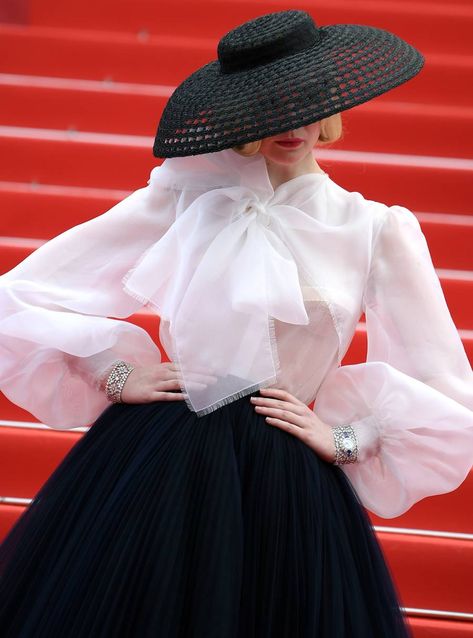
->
[275,138,304,149]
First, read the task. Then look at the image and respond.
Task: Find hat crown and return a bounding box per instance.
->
[218,10,320,74]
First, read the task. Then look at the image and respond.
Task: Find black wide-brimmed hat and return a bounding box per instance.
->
[153,9,424,158]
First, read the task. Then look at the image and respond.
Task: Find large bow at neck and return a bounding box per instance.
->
[123,184,314,415]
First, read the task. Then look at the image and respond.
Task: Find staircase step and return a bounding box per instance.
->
[1,184,472,270]
[0,493,470,614]
[369,474,473,535]
[1,77,472,159]
[0,426,82,496]
[24,0,473,57]
[379,531,473,613]
[0,314,341,414]
[415,213,473,270]
[0,25,222,88]
[0,182,128,239]
[0,25,472,106]
[408,617,473,638]
[2,236,472,328]
[0,324,471,418]
[1,128,472,215]
[1,416,472,535]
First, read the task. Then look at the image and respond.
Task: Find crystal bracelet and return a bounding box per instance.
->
[104,360,135,404]
[332,424,359,465]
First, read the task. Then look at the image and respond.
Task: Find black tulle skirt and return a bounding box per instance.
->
[0,390,412,637]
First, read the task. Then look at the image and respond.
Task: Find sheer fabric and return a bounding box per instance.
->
[0,147,472,517]
[314,205,473,516]
[0,183,174,426]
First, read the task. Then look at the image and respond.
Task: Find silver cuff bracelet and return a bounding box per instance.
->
[332,424,359,465]
[105,360,135,404]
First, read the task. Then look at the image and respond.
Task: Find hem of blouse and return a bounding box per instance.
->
[172,313,282,418]
[121,268,285,417]
[121,284,151,307]
[192,374,280,417]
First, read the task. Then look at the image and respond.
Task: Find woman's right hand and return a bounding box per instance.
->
[120,362,187,403]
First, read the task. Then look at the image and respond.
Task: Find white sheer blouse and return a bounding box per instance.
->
[0,148,472,518]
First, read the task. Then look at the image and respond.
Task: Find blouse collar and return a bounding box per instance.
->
[151,147,329,203]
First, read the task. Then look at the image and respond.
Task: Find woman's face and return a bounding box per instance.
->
[259,121,321,166]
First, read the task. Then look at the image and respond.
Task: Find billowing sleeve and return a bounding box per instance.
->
[0,169,177,429]
[313,204,473,518]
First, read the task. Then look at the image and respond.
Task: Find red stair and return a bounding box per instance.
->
[1,2,472,635]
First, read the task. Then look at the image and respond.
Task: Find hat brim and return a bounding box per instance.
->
[153,24,424,158]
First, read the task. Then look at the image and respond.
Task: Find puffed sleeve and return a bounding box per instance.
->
[313,204,473,518]
[0,169,177,429]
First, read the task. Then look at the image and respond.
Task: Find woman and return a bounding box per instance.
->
[1,9,472,638]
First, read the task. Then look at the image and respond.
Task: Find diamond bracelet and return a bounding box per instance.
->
[104,360,135,403]
[332,424,359,465]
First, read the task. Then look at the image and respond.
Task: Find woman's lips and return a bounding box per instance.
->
[275,139,304,149]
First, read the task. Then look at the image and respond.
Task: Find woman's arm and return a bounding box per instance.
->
[0,173,176,428]
[312,204,473,518]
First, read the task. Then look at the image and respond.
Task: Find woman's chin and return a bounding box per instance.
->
[263,149,310,166]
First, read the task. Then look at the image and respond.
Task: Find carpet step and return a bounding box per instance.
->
[21,0,473,58]
[2,237,472,328]
[1,77,472,159]
[0,184,472,269]
[0,420,471,534]
[0,497,471,614]
[0,322,471,409]
[1,129,472,215]
[0,25,471,107]
[408,617,473,638]
[0,324,471,419]
[379,531,473,613]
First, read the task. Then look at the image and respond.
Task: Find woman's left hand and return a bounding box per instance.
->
[250,387,336,464]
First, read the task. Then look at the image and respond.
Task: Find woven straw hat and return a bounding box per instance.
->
[153,9,424,158]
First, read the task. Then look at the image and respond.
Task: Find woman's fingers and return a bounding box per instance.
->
[155,378,183,391]
[157,378,208,393]
[152,391,188,401]
[252,402,307,428]
[251,396,307,419]
[159,364,218,386]
[259,387,306,407]
[177,371,219,385]
[250,388,313,438]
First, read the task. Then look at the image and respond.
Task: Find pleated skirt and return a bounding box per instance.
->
[0,390,412,637]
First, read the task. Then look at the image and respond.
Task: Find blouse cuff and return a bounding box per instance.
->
[348,414,382,463]
[65,350,123,393]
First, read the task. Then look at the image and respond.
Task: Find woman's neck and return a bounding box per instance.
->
[265,151,325,190]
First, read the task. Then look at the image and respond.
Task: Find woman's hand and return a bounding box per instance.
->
[250,387,336,463]
[120,362,187,403]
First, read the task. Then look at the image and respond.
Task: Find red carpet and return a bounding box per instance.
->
[1,2,472,635]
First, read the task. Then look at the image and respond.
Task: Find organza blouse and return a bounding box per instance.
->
[0,148,472,518]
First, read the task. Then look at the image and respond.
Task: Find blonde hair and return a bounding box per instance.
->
[233,112,343,157]
[318,112,343,145]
